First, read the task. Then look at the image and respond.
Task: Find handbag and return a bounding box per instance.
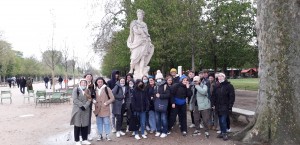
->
[128,114,140,131]
[154,98,168,112]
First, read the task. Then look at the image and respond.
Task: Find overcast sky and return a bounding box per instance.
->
[0,0,107,68]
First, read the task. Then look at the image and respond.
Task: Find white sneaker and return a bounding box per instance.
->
[217,130,221,134]
[146,126,150,131]
[160,133,167,138]
[155,132,161,137]
[88,134,93,141]
[106,134,111,141]
[132,132,135,136]
[116,131,120,137]
[227,128,231,132]
[81,140,91,145]
[135,135,141,140]
[75,141,81,145]
[189,124,195,128]
[142,134,147,139]
[112,128,116,133]
[97,135,102,141]
[119,131,126,136]
[144,131,148,135]
[126,125,129,132]
[200,124,204,129]
[150,130,154,134]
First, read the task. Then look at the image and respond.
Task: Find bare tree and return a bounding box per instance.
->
[61,40,69,89]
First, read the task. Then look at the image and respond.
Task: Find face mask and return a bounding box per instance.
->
[129,84,134,88]
[81,86,86,90]
[143,80,148,83]
[156,79,162,83]
[120,83,125,87]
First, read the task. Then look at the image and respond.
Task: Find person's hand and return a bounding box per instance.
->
[186,82,190,88]
[104,102,108,106]
[80,106,86,111]
[93,100,97,104]
[156,93,160,98]
[212,106,215,109]
[151,97,154,100]
[172,104,176,108]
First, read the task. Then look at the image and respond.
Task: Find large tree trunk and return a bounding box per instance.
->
[234,1,300,145]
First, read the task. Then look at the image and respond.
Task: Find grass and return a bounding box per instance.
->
[228,78,259,91]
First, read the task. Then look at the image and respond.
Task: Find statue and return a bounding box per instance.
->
[127,9,154,80]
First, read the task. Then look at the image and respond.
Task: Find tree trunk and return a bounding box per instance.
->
[234,1,300,144]
[52,70,55,92]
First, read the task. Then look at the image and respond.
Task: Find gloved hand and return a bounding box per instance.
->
[80,106,86,111]
[229,107,232,114]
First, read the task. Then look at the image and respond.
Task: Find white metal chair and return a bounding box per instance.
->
[1,90,12,104]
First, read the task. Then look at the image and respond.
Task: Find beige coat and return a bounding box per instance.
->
[93,85,115,117]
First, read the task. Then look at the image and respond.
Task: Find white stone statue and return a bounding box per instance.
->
[127,9,154,80]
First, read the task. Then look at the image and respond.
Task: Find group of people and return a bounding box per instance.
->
[7,77,33,94]
[43,76,63,89]
[70,68,235,145]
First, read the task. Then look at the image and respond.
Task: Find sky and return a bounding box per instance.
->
[0,0,107,68]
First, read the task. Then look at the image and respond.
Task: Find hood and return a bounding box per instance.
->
[110,70,120,81]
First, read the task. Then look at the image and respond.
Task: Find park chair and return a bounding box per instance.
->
[24,90,35,103]
[62,88,73,104]
[51,92,62,104]
[1,90,12,104]
[35,90,49,107]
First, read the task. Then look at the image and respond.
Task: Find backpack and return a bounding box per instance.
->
[105,87,111,100]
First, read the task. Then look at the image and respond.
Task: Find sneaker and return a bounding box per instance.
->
[119,131,126,136]
[155,132,161,137]
[227,128,231,132]
[167,131,171,135]
[75,141,81,145]
[205,132,210,138]
[126,125,129,132]
[182,131,187,136]
[144,131,148,135]
[217,133,223,138]
[160,133,167,138]
[150,130,154,134]
[223,134,228,141]
[112,128,116,133]
[135,135,141,140]
[200,124,204,129]
[88,134,93,141]
[116,131,120,138]
[97,135,102,141]
[217,130,221,134]
[142,134,147,139]
[189,124,195,128]
[106,134,112,141]
[146,126,151,131]
[132,132,135,136]
[81,140,91,145]
[192,130,201,136]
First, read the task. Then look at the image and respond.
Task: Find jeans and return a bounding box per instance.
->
[96,116,111,135]
[155,111,168,134]
[218,114,228,134]
[134,111,146,135]
[148,110,156,131]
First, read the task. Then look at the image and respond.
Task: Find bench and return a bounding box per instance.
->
[231,107,255,123]
[0,83,7,87]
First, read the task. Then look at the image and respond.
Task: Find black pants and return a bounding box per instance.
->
[20,87,25,94]
[126,104,132,125]
[87,104,92,134]
[169,104,187,132]
[74,126,88,142]
[115,104,126,131]
[45,82,48,89]
[190,111,195,124]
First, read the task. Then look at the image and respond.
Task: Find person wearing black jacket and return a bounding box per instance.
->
[107,70,120,132]
[211,73,235,141]
[168,74,192,136]
[44,76,49,89]
[131,79,149,140]
[125,80,135,132]
[147,77,156,133]
[20,77,26,94]
[154,70,170,138]
[84,73,95,141]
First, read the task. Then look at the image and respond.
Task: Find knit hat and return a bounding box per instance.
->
[193,76,200,82]
[179,74,187,82]
[155,70,164,80]
[218,73,226,78]
[170,68,177,73]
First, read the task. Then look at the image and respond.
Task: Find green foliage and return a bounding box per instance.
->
[96,0,258,76]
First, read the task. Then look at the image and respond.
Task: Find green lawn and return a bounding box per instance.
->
[228,78,259,91]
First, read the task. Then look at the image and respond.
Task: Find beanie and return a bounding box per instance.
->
[170,68,177,73]
[179,74,187,82]
[155,70,164,80]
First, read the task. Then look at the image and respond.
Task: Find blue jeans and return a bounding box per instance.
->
[148,110,156,131]
[155,111,168,134]
[135,112,146,135]
[218,114,228,134]
[96,116,111,135]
